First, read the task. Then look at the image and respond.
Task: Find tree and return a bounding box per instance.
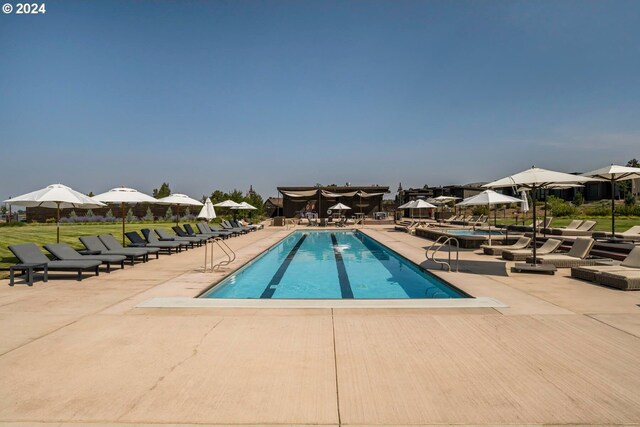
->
[126,208,135,223]
[572,192,584,207]
[87,191,94,197]
[619,159,640,196]
[229,189,244,203]
[627,159,639,168]
[1,205,7,215]
[86,209,94,217]
[143,207,154,221]
[209,190,226,205]
[152,183,171,199]
[164,207,173,221]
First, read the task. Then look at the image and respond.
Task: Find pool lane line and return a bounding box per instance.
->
[260,234,308,299]
[330,233,354,299]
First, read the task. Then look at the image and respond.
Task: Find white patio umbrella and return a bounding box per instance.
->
[157,193,203,226]
[397,200,416,221]
[582,164,640,238]
[213,200,243,208]
[484,167,600,273]
[3,184,106,243]
[456,190,522,245]
[94,187,158,245]
[231,201,257,220]
[412,199,437,222]
[197,198,217,221]
[328,202,351,218]
[428,196,459,220]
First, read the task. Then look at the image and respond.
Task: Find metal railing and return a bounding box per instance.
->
[426,236,459,272]
[203,237,236,272]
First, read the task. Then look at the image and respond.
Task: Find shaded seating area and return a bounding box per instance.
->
[8,243,101,285]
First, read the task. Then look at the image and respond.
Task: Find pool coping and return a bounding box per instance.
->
[137,296,507,309]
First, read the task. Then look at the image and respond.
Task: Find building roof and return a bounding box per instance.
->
[277,185,389,192]
[265,197,283,207]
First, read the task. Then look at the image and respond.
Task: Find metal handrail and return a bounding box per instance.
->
[426,236,459,272]
[203,238,236,272]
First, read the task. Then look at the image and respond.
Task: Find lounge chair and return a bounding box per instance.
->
[550,220,596,236]
[542,219,583,234]
[593,226,640,242]
[234,219,259,231]
[597,269,640,291]
[508,219,542,232]
[173,225,209,242]
[481,236,531,256]
[195,223,233,238]
[502,238,562,261]
[141,228,187,253]
[79,236,149,265]
[221,220,248,234]
[8,243,101,283]
[98,234,160,260]
[525,237,595,268]
[570,246,640,282]
[44,243,126,273]
[156,228,203,247]
[125,230,180,254]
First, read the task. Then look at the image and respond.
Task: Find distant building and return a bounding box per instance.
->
[277,185,389,218]
[264,197,283,218]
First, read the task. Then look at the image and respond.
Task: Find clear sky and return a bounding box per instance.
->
[1,0,639,201]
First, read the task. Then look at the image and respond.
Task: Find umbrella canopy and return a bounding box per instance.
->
[197,198,217,220]
[484,167,599,271]
[232,201,257,210]
[328,202,351,210]
[457,190,522,245]
[430,195,459,203]
[94,187,158,245]
[456,190,522,206]
[412,199,437,209]
[157,193,203,225]
[397,201,416,209]
[582,164,640,237]
[3,184,106,243]
[214,200,243,208]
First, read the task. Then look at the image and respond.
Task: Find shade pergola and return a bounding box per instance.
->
[582,164,640,239]
[94,187,158,245]
[157,193,203,226]
[3,184,106,243]
[484,167,600,273]
[197,198,217,221]
[456,190,522,245]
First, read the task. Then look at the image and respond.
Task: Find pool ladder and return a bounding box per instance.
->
[426,236,459,272]
[203,237,236,272]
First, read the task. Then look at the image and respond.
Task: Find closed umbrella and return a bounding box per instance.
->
[484,167,599,274]
[197,198,217,221]
[3,184,106,243]
[94,187,158,245]
[157,193,203,226]
[582,164,640,239]
[456,190,521,245]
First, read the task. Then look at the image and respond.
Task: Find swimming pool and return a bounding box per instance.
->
[201,231,467,299]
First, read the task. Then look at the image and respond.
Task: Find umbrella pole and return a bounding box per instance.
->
[176,204,180,226]
[56,202,60,243]
[611,177,616,237]
[532,185,538,264]
[488,203,492,246]
[121,202,126,246]
[543,189,548,237]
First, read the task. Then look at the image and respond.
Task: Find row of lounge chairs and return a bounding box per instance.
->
[7,221,262,286]
[570,247,640,291]
[541,220,597,236]
[444,215,487,226]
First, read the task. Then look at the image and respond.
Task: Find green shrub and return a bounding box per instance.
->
[68,210,77,218]
[546,196,578,217]
[0,221,26,227]
[126,208,135,223]
[584,201,610,217]
[616,204,640,216]
[164,207,173,221]
[572,192,584,207]
[143,207,154,221]
[472,206,489,216]
[624,193,636,206]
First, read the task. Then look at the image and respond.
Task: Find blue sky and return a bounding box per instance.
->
[1,0,639,201]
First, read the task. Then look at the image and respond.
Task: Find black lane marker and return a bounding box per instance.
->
[331,233,354,299]
[260,234,308,299]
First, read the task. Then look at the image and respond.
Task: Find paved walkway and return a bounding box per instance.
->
[1,225,640,426]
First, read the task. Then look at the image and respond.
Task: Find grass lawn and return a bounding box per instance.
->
[0,222,203,274]
[494,216,639,231]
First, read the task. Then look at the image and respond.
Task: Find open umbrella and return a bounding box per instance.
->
[231,201,257,220]
[484,166,599,274]
[197,198,217,221]
[3,184,106,243]
[411,199,437,223]
[582,164,640,239]
[157,193,203,226]
[428,196,458,221]
[456,190,521,245]
[94,187,158,245]
[328,202,351,219]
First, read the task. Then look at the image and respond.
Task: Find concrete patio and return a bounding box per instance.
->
[1,225,640,426]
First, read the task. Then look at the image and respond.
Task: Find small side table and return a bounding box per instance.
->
[9,263,48,286]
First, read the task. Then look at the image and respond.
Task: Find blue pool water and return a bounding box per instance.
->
[201,231,467,299]
[443,229,505,236]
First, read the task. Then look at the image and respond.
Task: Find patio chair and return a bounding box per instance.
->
[79,235,149,265]
[221,220,248,234]
[549,220,596,236]
[126,230,176,252]
[140,229,185,253]
[44,243,126,273]
[525,237,595,268]
[571,246,640,282]
[156,228,203,247]
[8,243,101,284]
[196,223,233,238]
[502,238,562,261]
[481,236,531,256]
[98,234,160,260]
[593,225,640,242]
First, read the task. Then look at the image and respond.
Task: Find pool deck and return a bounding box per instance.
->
[1,224,640,426]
